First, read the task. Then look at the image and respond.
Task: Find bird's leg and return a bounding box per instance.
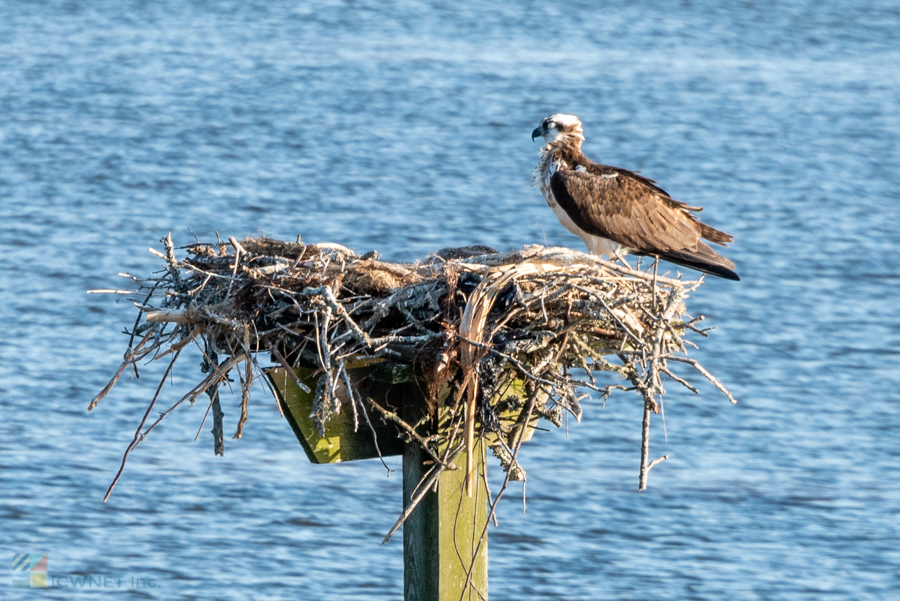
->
[651,257,659,310]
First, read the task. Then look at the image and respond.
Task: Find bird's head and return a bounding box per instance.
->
[531,114,584,144]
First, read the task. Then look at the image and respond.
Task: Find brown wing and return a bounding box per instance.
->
[550,168,739,280]
[550,169,704,252]
[581,163,735,246]
[585,163,673,200]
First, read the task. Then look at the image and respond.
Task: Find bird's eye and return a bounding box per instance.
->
[547,121,557,129]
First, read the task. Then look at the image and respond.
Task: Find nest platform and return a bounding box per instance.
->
[90,234,735,598]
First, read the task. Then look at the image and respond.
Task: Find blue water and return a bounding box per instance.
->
[2,1,899,599]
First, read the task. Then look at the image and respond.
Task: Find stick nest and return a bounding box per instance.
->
[91,234,735,506]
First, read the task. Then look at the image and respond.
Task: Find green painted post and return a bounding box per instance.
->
[403,442,488,601]
[266,364,491,600]
[266,366,404,463]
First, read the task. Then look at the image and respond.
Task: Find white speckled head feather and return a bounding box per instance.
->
[546,114,581,128]
[534,113,585,145]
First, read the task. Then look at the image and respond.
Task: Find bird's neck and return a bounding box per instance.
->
[533,135,586,189]
[541,135,586,164]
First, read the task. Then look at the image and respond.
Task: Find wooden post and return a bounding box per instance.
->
[403,441,488,601]
[267,365,495,600]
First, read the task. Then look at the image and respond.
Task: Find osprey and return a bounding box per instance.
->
[531,114,739,281]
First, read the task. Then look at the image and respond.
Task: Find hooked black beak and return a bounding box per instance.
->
[531,126,543,142]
